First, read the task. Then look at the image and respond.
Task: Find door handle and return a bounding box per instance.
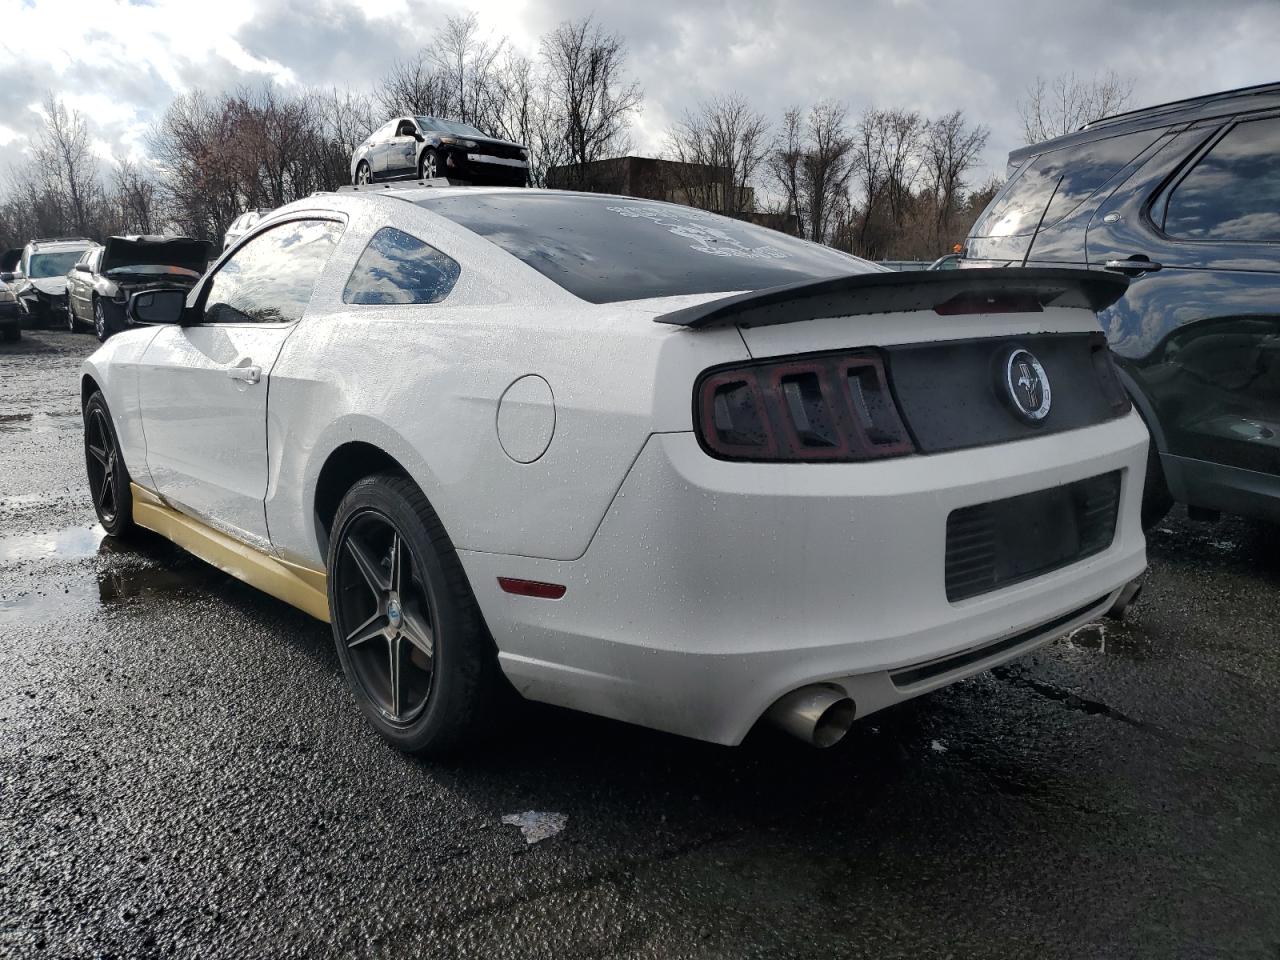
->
[1104,255,1163,276]
[226,363,261,384]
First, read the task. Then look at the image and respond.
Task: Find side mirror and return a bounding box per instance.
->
[75,263,92,273]
[413,132,425,142]
[129,288,188,325]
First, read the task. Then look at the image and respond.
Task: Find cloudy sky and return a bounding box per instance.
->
[1,0,1277,187]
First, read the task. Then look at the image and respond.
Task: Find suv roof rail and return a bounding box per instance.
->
[1081,81,1280,132]
[30,236,96,245]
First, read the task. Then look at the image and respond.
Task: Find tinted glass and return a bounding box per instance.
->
[1164,116,1280,242]
[418,194,874,303]
[203,219,342,324]
[344,227,461,304]
[974,129,1161,238]
[417,117,485,138]
[28,250,88,278]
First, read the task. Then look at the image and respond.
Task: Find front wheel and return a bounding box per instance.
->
[327,474,504,756]
[1,325,19,342]
[66,299,79,332]
[93,298,110,342]
[354,161,371,186]
[84,392,135,537]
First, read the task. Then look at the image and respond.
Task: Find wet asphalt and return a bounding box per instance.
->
[1,328,1277,960]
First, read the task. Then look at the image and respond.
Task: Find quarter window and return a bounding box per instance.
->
[973,129,1161,238]
[1163,116,1280,242]
[202,219,343,324]
[343,227,460,305]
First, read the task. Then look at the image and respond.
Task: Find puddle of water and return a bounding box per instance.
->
[0,525,106,563]
[0,558,225,624]
[0,410,81,434]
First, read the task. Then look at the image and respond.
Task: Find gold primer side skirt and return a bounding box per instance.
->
[130,483,330,623]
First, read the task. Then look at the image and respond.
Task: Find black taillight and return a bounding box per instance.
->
[695,351,916,462]
[1089,333,1132,415]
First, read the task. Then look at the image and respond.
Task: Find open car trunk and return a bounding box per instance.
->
[102,236,210,276]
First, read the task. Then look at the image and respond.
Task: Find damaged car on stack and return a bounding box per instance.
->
[66,235,211,340]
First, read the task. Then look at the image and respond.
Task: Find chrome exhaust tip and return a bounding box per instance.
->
[1105,578,1143,621]
[765,685,856,748]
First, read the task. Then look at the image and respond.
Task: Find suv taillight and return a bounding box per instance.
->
[695,352,916,462]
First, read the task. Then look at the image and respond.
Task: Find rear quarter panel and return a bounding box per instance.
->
[262,198,749,569]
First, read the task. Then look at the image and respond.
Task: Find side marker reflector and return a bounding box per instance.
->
[497,577,567,600]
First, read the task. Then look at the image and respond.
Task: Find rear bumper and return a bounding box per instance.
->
[461,412,1150,745]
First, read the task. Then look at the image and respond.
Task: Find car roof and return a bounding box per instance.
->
[27,238,95,252]
[1009,81,1280,166]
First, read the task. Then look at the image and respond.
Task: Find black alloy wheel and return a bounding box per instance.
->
[327,473,504,755]
[84,392,134,537]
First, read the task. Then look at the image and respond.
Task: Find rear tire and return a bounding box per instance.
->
[326,473,504,756]
[84,391,136,538]
[420,149,440,180]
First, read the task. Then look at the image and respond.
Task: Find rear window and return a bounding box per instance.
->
[973,129,1162,238]
[416,193,874,304]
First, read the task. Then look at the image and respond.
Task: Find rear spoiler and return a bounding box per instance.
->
[654,267,1128,330]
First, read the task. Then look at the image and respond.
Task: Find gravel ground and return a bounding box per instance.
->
[2,328,1278,959]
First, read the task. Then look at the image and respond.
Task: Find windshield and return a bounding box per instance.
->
[28,250,88,278]
[418,193,876,304]
[416,117,485,138]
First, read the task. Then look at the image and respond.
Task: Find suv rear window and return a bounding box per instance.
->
[1163,115,1280,242]
[973,129,1161,238]
[417,193,874,304]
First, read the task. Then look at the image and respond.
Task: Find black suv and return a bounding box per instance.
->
[965,82,1280,528]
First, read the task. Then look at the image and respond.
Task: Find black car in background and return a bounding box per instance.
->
[350,116,529,187]
[965,82,1280,528]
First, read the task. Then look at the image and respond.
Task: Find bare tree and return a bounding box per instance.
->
[770,107,806,237]
[803,100,856,244]
[663,94,770,216]
[376,53,449,118]
[921,110,989,243]
[1018,70,1135,144]
[33,93,102,237]
[113,158,156,234]
[431,12,505,128]
[540,15,642,189]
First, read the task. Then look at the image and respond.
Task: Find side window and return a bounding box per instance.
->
[396,119,416,138]
[89,249,102,272]
[1163,116,1280,242]
[343,227,460,305]
[203,219,343,324]
[973,129,1162,238]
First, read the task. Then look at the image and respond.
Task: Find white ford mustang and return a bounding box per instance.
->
[81,186,1147,754]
